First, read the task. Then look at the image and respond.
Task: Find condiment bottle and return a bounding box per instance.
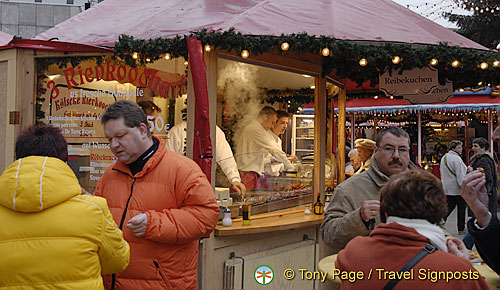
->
[242,203,251,225]
[325,194,332,210]
[222,207,232,227]
[313,192,324,215]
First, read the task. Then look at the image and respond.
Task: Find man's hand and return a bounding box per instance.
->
[360,200,380,222]
[447,237,470,260]
[345,170,355,177]
[231,181,246,196]
[287,154,298,163]
[461,170,491,228]
[126,213,148,237]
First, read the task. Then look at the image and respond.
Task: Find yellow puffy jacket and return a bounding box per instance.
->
[0,156,130,289]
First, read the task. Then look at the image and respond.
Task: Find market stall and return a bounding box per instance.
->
[334,88,499,171]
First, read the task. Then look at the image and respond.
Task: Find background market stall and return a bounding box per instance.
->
[335,88,499,167]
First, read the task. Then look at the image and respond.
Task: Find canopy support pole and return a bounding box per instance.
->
[489,109,493,155]
[418,110,422,166]
[351,113,355,148]
[336,87,346,185]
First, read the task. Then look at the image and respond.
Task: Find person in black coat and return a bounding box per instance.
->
[469,137,498,215]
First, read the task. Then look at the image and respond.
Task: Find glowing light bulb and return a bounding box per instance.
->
[459,88,465,92]
[241,49,250,58]
[493,60,500,67]
[281,42,290,51]
[359,58,368,66]
[164,53,171,60]
[430,58,439,66]
[184,61,189,66]
[451,60,460,68]
[204,44,212,52]
[374,95,379,99]
[321,47,330,56]
[145,57,151,62]
[480,62,489,70]
[132,52,138,59]
[392,56,401,64]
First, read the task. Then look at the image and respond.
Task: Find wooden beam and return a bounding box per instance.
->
[337,88,346,184]
[314,75,327,200]
[205,52,218,186]
[218,51,322,75]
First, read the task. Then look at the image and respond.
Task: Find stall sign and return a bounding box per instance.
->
[38,58,185,143]
[62,60,186,99]
[379,67,438,97]
[403,80,453,104]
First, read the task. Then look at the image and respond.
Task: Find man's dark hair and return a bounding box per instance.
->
[258,106,277,118]
[16,125,68,162]
[380,170,447,224]
[449,140,463,150]
[276,110,290,119]
[472,137,489,150]
[101,100,150,136]
[375,127,410,146]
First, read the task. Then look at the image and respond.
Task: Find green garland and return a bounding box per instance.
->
[114,28,500,89]
[265,88,314,113]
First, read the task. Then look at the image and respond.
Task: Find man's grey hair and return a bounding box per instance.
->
[449,140,462,150]
[348,149,358,158]
[375,127,410,146]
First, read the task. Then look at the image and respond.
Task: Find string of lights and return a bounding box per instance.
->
[404,0,500,19]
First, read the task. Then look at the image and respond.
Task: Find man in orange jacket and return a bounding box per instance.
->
[94,100,219,290]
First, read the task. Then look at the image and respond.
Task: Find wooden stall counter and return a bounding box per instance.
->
[202,205,334,290]
[214,205,324,236]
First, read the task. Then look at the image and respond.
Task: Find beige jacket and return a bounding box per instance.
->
[321,156,418,253]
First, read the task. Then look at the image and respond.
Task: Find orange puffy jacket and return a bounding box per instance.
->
[94,136,219,290]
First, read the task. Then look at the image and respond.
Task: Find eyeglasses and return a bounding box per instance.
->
[381,146,409,155]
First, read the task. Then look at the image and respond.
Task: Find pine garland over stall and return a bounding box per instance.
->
[114,28,500,90]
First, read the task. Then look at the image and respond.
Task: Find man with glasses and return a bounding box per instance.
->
[321,127,418,253]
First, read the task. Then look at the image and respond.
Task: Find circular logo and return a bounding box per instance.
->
[254,265,274,285]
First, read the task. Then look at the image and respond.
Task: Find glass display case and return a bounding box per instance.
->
[292,114,315,159]
[242,176,313,215]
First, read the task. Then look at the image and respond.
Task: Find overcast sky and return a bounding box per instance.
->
[391,0,469,28]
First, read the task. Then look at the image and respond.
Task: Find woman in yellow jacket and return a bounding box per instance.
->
[0,125,130,289]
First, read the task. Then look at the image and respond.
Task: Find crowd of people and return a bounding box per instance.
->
[0,100,219,290]
[0,99,498,289]
[322,125,500,289]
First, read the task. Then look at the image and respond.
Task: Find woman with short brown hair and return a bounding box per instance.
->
[336,170,488,290]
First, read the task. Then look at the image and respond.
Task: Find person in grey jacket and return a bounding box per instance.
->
[321,127,419,253]
[440,140,467,234]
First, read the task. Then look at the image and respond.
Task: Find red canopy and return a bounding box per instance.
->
[0,31,13,47]
[334,93,500,114]
[37,0,487,50]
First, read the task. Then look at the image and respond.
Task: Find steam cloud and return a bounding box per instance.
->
[217,61,265,145]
